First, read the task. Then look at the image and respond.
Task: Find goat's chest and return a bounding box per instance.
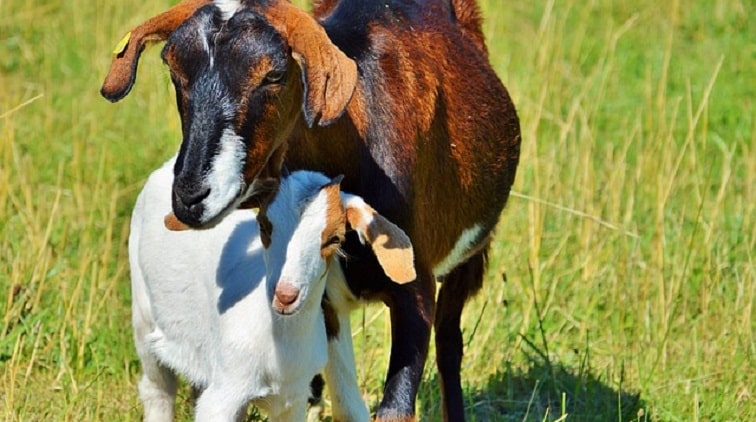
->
[216,303,329,385]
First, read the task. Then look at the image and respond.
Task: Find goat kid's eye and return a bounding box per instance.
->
[257,215,273,248]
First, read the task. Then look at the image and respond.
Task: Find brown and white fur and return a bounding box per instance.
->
[129,157,414,421]
[104,0,521,420]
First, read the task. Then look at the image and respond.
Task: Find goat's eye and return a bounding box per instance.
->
[263,70,285,84]
[323,235,342,248]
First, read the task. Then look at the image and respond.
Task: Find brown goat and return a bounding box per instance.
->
[102,1,521,420]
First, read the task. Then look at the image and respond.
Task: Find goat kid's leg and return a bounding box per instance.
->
[194,383,246,422]
[434,252,487,422]
[324,310,370,422]
[136,351,178,422]
[375,276,435,422]
[268,398,308,422]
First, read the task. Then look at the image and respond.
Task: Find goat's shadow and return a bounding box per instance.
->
[215,218,266,314]
[418,347,648,422]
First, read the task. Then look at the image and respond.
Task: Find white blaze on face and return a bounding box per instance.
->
[201,128,246,222]
[214,0,242,20]
[433,224,484,278]
[264,172,334,312]
[198,24,213,68]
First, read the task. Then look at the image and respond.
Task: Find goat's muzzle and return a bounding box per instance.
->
[272,282,301,315]
[171,183,211,228]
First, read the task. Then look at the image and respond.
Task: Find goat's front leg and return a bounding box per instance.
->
[194,382,246,422]
[132,272,178,422]
[375,275,435,422]
[136,354,177,422]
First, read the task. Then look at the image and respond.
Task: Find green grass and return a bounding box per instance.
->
[1,0,753,420]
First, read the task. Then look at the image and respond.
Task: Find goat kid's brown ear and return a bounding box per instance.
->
[261,1,357,127]
[345,200,416,284]
[101,0,210,102]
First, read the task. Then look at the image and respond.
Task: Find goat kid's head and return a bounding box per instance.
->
[261,171,416,315]
[101,1,357,228]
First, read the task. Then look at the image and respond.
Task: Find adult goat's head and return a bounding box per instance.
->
[165,5,299,228]
[101,1,357,228]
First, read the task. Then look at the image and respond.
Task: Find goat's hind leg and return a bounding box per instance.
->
[434,251,487,422]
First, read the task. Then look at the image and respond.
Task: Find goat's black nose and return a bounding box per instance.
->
[171,179,211,228]
[174,186,211,209]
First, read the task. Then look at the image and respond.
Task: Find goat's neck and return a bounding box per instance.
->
[285,108,363,182]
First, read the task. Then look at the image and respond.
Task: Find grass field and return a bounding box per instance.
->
[1,0,753,420]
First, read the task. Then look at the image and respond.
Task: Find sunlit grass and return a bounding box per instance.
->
[2,0,753,420]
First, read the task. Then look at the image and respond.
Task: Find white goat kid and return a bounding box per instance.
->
[129,157,414,421]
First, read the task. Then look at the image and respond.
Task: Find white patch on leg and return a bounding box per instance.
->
[433,224,484,278]
[214,0,242,20]
[201,128,246,222]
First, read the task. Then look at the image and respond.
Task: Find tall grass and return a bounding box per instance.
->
[1,0,753,420]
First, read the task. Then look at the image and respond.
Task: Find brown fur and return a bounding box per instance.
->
[264,1,357,126]
[285,19,520,273]
[321,181,347,258]
[101,0,209,101]
[311,0,339,20]
[450,0,488,55]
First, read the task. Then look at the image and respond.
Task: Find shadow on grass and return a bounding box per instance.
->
[471,359,646,421]
[420,347,649,421]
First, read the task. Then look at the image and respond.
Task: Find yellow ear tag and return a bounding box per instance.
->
[112,31,132,55]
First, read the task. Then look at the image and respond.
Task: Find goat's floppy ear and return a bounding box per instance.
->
[101,0,210,102]
[260,1,357,127]
[342,195,416,284]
